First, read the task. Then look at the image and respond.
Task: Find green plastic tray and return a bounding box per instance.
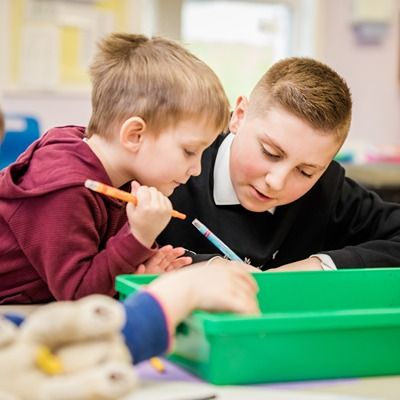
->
[116,268,400,385]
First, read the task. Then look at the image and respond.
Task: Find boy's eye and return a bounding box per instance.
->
[261,146,280,160]
[184,149,196,157]
[298,169,313,178]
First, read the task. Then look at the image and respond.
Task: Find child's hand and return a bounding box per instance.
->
[127,181,173,248]
[136,245,192,274]
[147,259,260,329]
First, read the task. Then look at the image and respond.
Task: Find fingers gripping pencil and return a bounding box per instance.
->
[84,179,186,220]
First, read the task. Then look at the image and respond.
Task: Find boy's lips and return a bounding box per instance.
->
[251,185,273,201]
[173,180,187,187]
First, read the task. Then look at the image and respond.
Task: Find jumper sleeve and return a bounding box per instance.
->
[122,291,170,364]
[323,177,400,268]
[6,186,156,300]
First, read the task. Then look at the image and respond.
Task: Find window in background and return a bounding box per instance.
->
[182,0,292,103]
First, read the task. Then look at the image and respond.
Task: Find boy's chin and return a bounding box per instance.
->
[239,196,276,213]
[160,186,175,197]
[241,202,273,213]
[162,181,183,197]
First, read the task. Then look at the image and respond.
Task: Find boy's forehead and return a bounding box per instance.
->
[182,136,213,146]
[249,106,333,139]
[172,119,218,144]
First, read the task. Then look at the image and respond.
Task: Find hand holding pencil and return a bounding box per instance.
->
[84,180,186,219]
[85,179,185,248]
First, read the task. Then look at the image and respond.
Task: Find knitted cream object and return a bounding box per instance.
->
[0,295,137,400]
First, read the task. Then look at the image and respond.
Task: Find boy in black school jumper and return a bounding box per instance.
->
[158,57,400,271]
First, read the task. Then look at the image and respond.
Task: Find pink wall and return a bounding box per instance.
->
[319,0,400,145]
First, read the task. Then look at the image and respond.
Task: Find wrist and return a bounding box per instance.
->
[129,226,154,249]
[310,254,337,270]
[205,256,225,267]
[308,256,325,270]
[147,274,195,329]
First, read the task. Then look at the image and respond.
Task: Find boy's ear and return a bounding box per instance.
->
[229,96,248,134]
[119,117,147,152]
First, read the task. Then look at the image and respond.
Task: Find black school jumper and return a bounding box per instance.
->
[159,134,400,270]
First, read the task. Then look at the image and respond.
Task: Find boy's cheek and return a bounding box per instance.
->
[240,160,268,181]
[286,181,317,203]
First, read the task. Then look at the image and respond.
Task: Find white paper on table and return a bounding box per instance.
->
[125,380,376,400]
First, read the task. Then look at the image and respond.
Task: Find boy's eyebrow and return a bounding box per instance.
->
[263,134,325,170]
[299,162,325,170]
[263,134,286,156]
[186,138,210,147]
[197,140,211,147]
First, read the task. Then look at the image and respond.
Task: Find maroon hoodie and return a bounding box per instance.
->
[0,126,155,304]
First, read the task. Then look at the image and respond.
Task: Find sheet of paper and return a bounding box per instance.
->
[124,380,375,400]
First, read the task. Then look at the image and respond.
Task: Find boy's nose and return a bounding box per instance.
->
[264,168,288,192]
[189,158,202,177]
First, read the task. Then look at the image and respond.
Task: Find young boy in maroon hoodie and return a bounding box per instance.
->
[0,33,252,304]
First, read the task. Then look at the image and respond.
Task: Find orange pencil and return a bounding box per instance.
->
[150,357,166,373]
[84,179,186,220]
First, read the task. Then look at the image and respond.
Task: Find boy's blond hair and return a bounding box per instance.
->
[87,33,230,138]
[249,57,352,144]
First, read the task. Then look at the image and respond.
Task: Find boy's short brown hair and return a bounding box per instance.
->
[87,33,230,138]
[249,57,352,144]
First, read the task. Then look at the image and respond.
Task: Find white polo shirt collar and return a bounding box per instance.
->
[213,133,275,214]
[213,133,239,205]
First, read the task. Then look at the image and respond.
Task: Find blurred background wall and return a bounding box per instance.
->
[0,0,399,151]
